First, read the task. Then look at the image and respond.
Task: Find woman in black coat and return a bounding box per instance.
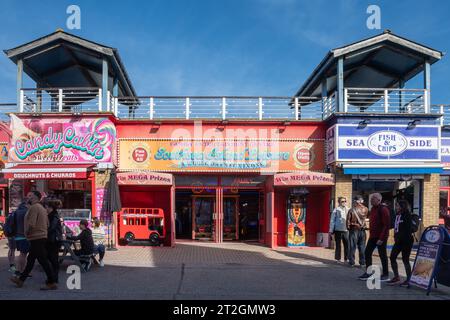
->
[387,200,414,287]
[44,199,63,284]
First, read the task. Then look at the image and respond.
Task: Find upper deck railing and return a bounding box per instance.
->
[114,96,322,120]
[0,87,444,122]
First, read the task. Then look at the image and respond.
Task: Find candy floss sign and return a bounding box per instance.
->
[9,115,116,163]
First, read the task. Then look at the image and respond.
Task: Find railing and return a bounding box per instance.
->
[0,87,441,122]
[0,104,17,120]
[344,88,427,114]
[20,88,107,113]
[431,104,450,126]
[114,96,323,120]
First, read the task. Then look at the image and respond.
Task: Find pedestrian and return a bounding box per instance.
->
[387,200,415,287]
[329,197,349,263]
[10,191,57,290]
[91,218,106,267]
[43,198,63,284]
[67,219,95,257]
[12,201,31,277]
[346,195,368,267]
[7,236,15,273]
[440,208,450,233]
[358,193,390,281]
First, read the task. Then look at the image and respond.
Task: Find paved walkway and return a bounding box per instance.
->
[0,240,449,300]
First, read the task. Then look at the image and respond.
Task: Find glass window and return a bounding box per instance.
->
[441,176,450,187]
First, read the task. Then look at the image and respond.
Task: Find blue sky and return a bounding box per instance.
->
[0,0,449,103]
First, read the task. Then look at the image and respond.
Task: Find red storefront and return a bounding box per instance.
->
[116,120,333,248]
[2,114,116,224]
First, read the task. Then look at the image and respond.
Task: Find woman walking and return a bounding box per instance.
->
[387,200,415,287]
[44,198,63,284]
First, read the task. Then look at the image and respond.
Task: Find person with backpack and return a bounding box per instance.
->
[12,201,31,276]
[4,212,17,273]
[387,200,418,287]
[346,195,368,267]
[43,198,63,284]
[329,197,349,263]
[358,193,390,281]
[10,191,57,290]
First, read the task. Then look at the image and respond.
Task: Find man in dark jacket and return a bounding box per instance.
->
[67,219,94,256]
[358,193,390,281]
[43,199,63,283]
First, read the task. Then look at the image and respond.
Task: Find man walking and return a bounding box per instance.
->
[10,191,57,290]
[329,197,349,263]
[359,193,390,281]
[347,195,368,267]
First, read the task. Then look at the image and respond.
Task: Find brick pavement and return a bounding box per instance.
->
[0,240,449,300]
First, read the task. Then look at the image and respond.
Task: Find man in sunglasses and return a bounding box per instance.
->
[329,197,349,263]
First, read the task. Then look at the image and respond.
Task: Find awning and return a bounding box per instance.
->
[2,164,95,179]
[343,164,443,175]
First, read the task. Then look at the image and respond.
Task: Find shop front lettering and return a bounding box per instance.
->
[12,172,77,179]
[367,131,408,156]
[154,147,289,162]
[409,139,432,147]
[14,127,105,160]
[119,174,171,183]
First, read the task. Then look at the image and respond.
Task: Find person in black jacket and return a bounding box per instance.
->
[387,200,414,287]
[67,219,94,256]
[43,198,63,284]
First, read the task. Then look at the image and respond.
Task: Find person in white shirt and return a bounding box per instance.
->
[91,218,106,267]
[329,197,349,263]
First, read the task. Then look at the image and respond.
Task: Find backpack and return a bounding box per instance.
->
[3,213,16,238]
[411,214,420,233]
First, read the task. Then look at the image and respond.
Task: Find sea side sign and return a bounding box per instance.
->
[441,137,450,168]
[327,124,440,162]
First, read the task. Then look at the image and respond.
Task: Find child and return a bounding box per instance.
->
[91,218,106,267]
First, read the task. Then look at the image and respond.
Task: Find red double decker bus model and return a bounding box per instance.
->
[118,208,165,245]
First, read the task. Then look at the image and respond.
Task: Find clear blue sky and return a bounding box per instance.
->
[0,0,449,103]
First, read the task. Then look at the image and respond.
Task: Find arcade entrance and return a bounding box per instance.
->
[174,175,266,243]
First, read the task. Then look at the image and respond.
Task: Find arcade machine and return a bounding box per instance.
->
[287,188,308,247]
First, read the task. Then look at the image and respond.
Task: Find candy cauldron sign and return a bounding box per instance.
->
[9,115,116,163]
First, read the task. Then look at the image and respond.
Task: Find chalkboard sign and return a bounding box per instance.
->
[410,226,447,295]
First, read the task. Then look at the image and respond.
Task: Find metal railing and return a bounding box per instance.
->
[114,96,323,120]
[344,88,428,114]
[1,87,440,122]
[0,104,17,120]
[20,88,106,113]
[431,104,450,126]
